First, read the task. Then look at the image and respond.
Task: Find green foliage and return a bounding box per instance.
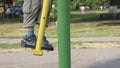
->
[70,0,108,10]
[49,0,57,22]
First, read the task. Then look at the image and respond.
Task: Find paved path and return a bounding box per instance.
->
[0,37,120,44]
[0,37,120,68]
[0,48,120,68]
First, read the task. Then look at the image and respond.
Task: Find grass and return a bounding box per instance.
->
[71,42,120,49]
[0,22,120,38]
[0,10,120,50]
[0,23,25,38]
[0,22,120,50]
[70,24,120,37]
[0,42,120,51]
[46,23,120,38]
[70,9,120,23]
[0,43,21,49]
[70,11,100,22]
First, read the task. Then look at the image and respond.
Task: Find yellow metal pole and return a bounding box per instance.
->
[33,0,50,56]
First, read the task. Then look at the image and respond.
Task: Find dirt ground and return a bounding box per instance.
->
[0,48,120,68]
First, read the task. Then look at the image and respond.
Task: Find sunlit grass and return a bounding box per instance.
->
[0,43,21,49]
[0,23,120,38]
[0,23,25,38]
[70,24,120,37]
[45,24,120,38]
[0,42,120,50]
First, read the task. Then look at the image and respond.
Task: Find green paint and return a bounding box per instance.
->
[57,0,71,68]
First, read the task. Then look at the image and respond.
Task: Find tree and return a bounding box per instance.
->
[70,0,108,10]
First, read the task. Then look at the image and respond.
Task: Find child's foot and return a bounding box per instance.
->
[21,36,54,51]
[42,37,54,51]
[21,35,36,49]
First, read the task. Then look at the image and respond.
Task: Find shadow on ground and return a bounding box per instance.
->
[90,58,120,68]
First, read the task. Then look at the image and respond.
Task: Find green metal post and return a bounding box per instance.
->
[57,0,71,68]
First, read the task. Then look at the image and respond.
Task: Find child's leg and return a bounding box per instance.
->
[21,0,41,48]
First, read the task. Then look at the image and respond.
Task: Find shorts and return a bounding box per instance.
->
[23,0,52,28]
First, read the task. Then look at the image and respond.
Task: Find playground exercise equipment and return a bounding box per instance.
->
[22,0,71,67]
[57,0,71,68]
[21,0,53,56]
[32,0,52,56]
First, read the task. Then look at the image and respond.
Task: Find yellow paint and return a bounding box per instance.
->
[33,0,50,56]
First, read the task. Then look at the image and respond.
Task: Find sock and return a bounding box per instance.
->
[26,29,34,38]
